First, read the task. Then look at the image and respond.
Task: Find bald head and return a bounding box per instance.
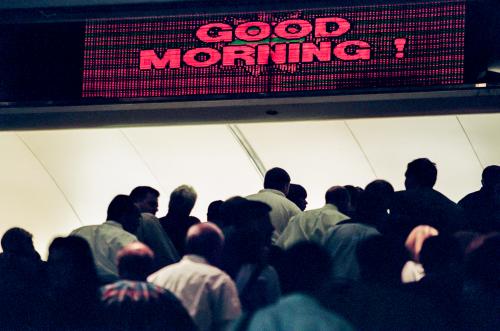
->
[117,242,155,281]
[185,223,224,265]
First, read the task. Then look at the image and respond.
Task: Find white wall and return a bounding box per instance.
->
[1,114,499,257]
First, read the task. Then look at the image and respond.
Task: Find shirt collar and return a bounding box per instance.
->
[259,188,286,197]
[104,220,124,229]
[182,254,209,265]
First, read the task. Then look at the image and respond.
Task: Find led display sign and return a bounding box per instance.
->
[81,1,466,98]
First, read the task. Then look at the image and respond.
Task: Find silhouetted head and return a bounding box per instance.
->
[344,185,364,216]
[481,165,500,190]
[1,227,38,258]
[185,223,224,265]
[107,195,141,234]
[168,185,197,217]
[280,242,332,297]
[356,180,394,222]
[220,196,272,231]
[287,183,308,211]
[357,235,408,285]
[325,186,351,215]
[465,234,500,288]
[48,236,98,292]
[117,242,155,281]
[420,235,462,274]
[130,186,160,215]
[405,225,439,262]
[404,158,437,189]
[207,200,224,225]
[264,167,291,194]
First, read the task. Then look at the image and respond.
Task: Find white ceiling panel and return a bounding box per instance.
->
[19,129,161,226]
[458,113,500,168]
[238,120,376,210]
[122,124,262,220]
[347,115,483,201]
[0,133,81,257]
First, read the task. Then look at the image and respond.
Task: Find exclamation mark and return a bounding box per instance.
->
[394,38,407,59]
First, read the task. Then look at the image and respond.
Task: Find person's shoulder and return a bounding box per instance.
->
[458,190,482,206]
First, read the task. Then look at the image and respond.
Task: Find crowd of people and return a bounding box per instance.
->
[0,158,498,330]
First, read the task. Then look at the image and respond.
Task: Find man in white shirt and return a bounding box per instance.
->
[276,186,350,249]
[247,167,301,241]
[148,222,241,331]
[71,195,140,283]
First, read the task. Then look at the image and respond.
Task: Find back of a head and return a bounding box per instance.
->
[207,200,224,225]
[357,235,408,285]
[280,242,332,296]
[168,185,197,216]
[185,223,224,265]
[419,235,461,274]
[481,165,500,190]
[220,196,272,230]
[117,242,155,281]
[287,183,308,211]
[356,180,394,219]
[263,167,291,192]
[405,158,437,189]
[107,195,141,233]
[325,186,351,214]
[1,227,36,256]
[48,236,98,290]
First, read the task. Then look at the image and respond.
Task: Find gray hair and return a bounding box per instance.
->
[168,185,197,215]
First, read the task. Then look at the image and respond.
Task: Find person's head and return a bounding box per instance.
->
[129,186,160,215]
[117,242,155,281]
[168,185,197,217]
[404,158,437,189]
[207,200,224,225]
[465,234,500,288]
[1,227,37,258]
[356,180,394,222]
[420,235,462,274]
[107,195,141,234]
[280,242,332,296]
[344,185,364,216]
[264,167,291,194]
[481,165,500,190]
[287,183,308,211]
[405,225,439,262]
[357,235,408,285]
[48,236,98,292]
[185,223,224,265]
[219,197,273,271]
[325,186,351,215]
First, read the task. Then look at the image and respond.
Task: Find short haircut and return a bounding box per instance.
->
[117,242,155,281]
[264,167,291,190]
[325,186,350,212]
[129,186,160,203]
[185,223,224,262]
[219,196,271,229]
[405,158,437,188]
[107,195,136,220]
[1,227,33,254]
[168,185,197,215]
[482,165,500,188]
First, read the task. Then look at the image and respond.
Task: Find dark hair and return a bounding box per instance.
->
[1,227,35,255]
[207,200,224,224]
[482,165,500,188]
[356,180,394,222]
[106,195,140,233]
[405,158,437,188]
[325,186,350,214]
[220,196,271,229]
[420,235,461,273]
[280,242,332,296]
[129,186,160,203]
[264,167,291,191]
[287,184,308,211]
